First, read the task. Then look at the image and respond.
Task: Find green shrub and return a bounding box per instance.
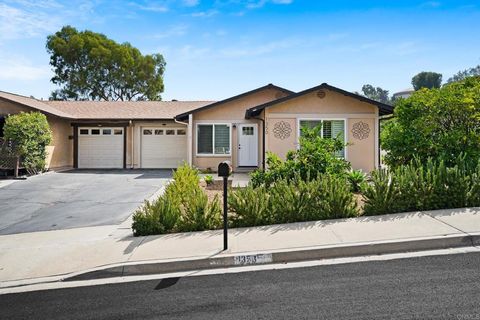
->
[132,195,180,236]
[381,77,480,167]
[250,125,350,187]
[362,169,399,216]
[363,157,480,216]
[467,164,480,207]
[132,163,223,236]
[314,175,359,219]
[347,170,366,193]
[228,185,272,227]
[4,112,52,174]
[165,163,200,204]
[229,175,358,227]
[204,175,214,185]
[177,189,222,232]
[268,178,317,223]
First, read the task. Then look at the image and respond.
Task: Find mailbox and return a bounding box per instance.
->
[218,161,232,177]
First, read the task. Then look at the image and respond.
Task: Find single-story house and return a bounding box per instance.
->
[0,83,393,173]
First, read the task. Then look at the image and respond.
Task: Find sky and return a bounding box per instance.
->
[0,0,479,101]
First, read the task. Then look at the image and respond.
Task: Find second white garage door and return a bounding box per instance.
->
[141,127,188,168]
[78,127,124,169]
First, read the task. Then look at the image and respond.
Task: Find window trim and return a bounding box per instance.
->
[196,123,232,157]
[78,127,124,136]
[297,118,348,159]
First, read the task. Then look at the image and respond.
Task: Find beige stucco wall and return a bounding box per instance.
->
[0,100,73,170]
[192,87,288,170]
[46,116,73,169]
[264,89,379,172]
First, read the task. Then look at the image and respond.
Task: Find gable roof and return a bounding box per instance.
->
[175,83,294,121]
[0,90,214,120]
[245,83,394,118]
[45,100,214,120]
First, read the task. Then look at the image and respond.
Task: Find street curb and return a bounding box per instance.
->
[64,233,480,282]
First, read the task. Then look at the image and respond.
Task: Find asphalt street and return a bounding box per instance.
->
[0,170,171,234]
[1,252,479,319]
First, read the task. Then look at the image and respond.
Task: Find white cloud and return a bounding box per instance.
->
[389,41,419,56]
[191,9,219,17]
[178,45,211,60]
[421,1,441,8]
[0,3,62,40]
[219,38,300,58]
[129,1,169,12]
[182,0,199,6]
[245,0,293,9]
[151,24,188,38]
[4,0,64,9]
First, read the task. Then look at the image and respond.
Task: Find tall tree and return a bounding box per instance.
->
[447,65,480,83]
[359,84,391,104]
[46,26,166,101]
[411,71,442,90]
[381,77,480,167]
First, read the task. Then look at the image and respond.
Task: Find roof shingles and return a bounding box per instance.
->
[0,90,214,120]
[45,100,215,120]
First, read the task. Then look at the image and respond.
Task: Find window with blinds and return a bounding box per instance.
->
[197,124,230,155]
[299,119,345,158]
[214,124,230,154]
[197,125,213,154]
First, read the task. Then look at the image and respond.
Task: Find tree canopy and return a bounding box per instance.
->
[46,26,166,101]
[447,65,480,83]
[359,84,391,104]
[411,71,442,90]
[381,77,480,167]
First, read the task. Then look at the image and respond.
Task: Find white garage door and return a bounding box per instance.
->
[78,127,124,169]
[141,127,188,168]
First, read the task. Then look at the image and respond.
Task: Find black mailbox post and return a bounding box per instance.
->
[218,161,232,250]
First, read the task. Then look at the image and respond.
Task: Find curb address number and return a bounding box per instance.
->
[233,254,273,265]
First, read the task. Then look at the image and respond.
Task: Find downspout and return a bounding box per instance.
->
[130,120,134,169]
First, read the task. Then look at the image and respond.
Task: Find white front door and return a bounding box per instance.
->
[238,124,258,167]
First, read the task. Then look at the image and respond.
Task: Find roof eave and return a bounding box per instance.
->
[0,96,74,119]
[174,83,294,120]
[246,83,394,116]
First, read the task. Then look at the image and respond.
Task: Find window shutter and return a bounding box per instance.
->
[198,125,213,154]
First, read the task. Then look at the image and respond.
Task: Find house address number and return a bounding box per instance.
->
[233,253,273,265]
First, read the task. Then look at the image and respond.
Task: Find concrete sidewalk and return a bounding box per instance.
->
[1,207,479,286]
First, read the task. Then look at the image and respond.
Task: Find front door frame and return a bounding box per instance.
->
[237,123,258,167]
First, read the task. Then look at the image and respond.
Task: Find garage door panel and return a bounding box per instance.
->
[141,127,187,168]
[78,128,124,169]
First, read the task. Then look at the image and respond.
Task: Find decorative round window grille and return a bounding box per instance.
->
[273,121,292,140]
[351,121,370,140]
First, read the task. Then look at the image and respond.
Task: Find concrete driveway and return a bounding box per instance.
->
[0,170,172,235]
